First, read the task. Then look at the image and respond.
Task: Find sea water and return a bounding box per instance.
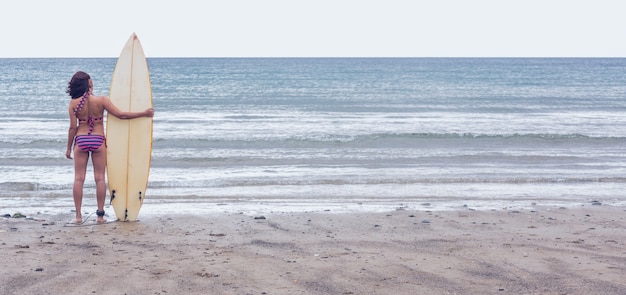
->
[1,58,626,215]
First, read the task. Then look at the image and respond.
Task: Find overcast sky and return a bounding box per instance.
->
[1,0,624,57]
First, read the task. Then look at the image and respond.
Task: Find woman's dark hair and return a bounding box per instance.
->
[66,71,91,99]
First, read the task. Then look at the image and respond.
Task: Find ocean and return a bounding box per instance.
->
[1,58,626,216]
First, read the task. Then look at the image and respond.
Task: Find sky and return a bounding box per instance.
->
[1,0,625,58]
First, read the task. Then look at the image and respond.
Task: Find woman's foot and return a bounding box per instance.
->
[96,210,106,224]
[75,213,83,224]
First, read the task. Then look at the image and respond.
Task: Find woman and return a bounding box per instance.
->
[65,71,154,223]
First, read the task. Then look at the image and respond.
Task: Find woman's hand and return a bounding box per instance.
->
[145,108,155,117]
[66,148,73,159]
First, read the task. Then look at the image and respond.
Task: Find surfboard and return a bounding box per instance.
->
[106,33,153,221]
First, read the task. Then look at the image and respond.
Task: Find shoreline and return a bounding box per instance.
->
[2,205,625,294]
[2,196,623,219]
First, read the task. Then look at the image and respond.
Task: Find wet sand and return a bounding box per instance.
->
[1,204,625,294]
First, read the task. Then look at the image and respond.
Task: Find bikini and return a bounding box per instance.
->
[74,92,105,152]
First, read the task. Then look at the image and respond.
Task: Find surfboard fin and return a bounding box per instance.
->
[110,190,116,204]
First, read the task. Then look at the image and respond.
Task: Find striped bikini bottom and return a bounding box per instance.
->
[75,135,106,152]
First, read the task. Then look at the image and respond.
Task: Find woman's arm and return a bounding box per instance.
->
[66,105,78,159]
[103,96,154,119]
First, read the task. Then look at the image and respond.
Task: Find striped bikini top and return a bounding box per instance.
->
[73,92,103,135]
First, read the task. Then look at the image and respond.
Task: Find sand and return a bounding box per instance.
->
[1,204,625,295]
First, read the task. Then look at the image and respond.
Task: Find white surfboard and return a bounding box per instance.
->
[106,33,153,221]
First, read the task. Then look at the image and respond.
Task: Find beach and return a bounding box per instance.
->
[2,204,625,295]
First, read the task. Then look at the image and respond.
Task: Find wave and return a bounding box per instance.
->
[0,139,66,146]
[155,132,625,142]
[0,182,71,191]
[150,132,626,149]
[2,130,623,170]
[355,132,617,141]
[146,176,626,189]
[5,175,625,193]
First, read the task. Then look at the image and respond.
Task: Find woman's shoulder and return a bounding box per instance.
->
[91,95,110,104]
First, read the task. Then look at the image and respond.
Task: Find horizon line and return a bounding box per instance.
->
[1,56,625,59]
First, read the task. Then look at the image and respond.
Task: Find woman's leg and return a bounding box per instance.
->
[91,144,107,223]
[73,146,89,223]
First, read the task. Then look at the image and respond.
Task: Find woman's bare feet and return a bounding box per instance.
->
[75,213,83,224]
